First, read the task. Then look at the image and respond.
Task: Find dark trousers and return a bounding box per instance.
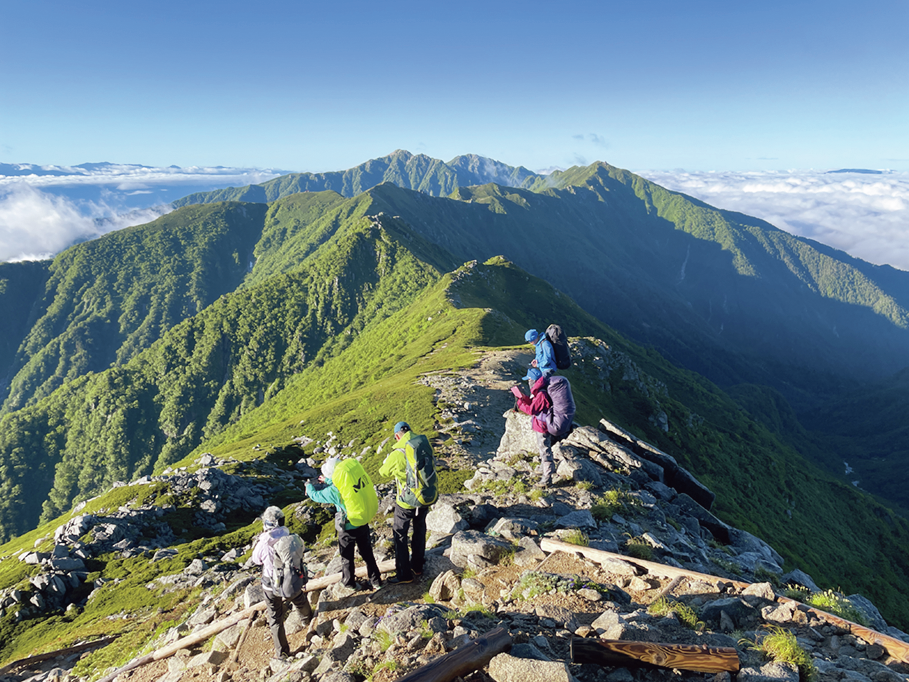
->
[338,524,381,587]
[392,504,428,579]
[264,588,312,656]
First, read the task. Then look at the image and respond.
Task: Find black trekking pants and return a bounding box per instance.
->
[338,523,381,587]
[392,503,429,580]
[264,587,312,657]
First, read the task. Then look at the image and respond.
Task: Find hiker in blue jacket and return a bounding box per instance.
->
[305,457,382,591]
[525,329,557,377]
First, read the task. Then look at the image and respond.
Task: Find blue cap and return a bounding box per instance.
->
[394,421,410,434]
[524,329,539,343]
[522,367,542,382]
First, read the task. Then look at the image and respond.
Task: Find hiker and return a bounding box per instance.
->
[251,505,312,658]
[379,421,438,584]
[305,457,382,591]
[513,367,577,486]
[525,328,557,377]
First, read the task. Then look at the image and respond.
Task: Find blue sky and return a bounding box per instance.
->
[1,0,907,173]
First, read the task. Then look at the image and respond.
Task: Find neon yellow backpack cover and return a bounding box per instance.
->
[332,458,378,527]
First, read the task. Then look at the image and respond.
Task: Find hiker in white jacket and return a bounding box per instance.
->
[251,506,312,658]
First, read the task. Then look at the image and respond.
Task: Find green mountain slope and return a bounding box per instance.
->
[1,203,268,415]
[150,255,909,627]
[358,173,909,399]
[0,260,50,391]
[171,150,539,207]
[6,255,909,667]
[0,213,452,541]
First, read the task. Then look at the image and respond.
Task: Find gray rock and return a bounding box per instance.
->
[325,632,357,662]
[509,643,551,661]
[378,604,448,635]
[185,559,207,576]
[513,537,546,566]
[534,604,579,632]
[426,502,469,534]
[244,582,266,609]
[742,582,776,603]
[319,673,356,682]
[675,493,731,543]
[496,411,540,457]
[780,568,820,593]
[845,593,889,632]
[554,510,597,530]
[186,650,227,668]
[450,530,516,568]
[188,606,218,629]
[46,557,86,571]
[487,517,539,540]
[488,652,573,682]
[700,597,758,628]
[429,570,461,602]
[735,662,799,682]
[729,529,785,568]
[555,454,603,487]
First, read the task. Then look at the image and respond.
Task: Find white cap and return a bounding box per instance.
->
[321,456,340,480]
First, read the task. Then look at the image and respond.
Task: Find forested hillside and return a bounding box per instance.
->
[0,210,453,541]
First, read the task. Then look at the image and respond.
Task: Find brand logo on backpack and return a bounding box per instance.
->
[270,533,307,599]
[545,323,572,370]
[332,459,378,527]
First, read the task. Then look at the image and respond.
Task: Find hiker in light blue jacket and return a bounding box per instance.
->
[525,329,556,377]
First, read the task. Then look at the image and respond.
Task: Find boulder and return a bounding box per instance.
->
[426,502,469,534]
[378,604,448,635]
[496,411,540,457]
[429,570,461,602]
[513,537,546,566]
[450,530,516,568]
[555,510,597,530]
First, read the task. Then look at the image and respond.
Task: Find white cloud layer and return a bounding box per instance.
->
[4,163,909,274]
[637,169,909,272]
[0,184,168,263]
[0,164,285,263]
[0,163,284,190]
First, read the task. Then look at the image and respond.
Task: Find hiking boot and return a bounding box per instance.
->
[387,574,413,585]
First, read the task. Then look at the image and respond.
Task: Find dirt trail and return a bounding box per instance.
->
[420,348,531,469]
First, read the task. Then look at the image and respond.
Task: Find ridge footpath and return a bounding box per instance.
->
[1,348,907,682]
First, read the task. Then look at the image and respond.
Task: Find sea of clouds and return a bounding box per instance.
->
[0,164,284,263]
[2,164,908,272]
[637,169,909,272]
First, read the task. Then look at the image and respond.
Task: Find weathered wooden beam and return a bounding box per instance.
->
[572,637,740,673]
[392,627,512,682]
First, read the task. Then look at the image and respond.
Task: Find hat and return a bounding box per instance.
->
[261,506,285,529]
[321,456,340,480]
[523,367,543,382]
[394,421,410,434]
[524,329,539,343]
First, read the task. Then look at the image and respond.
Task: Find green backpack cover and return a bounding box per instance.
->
[399,434,439,508]
[332,458,378,527]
